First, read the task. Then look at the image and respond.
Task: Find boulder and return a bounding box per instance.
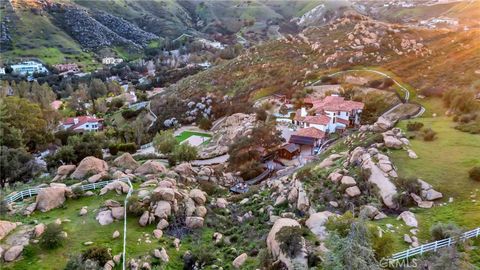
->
[71,156,108,179]
[34,223,45,238]
[372,117,394,132]
[157,219,169,230]
[296,189,309,212]
[185,217,204,229]
[100,180,130,195]
[383,135,403,149]
[397,211,418,227]
[153,229,163,239]
[185,198,196,217]
[340,176,356,187]
[135,160,166,175]
[96,210,114,225]
[174,163,196,177]
[423,189,443,201]
[104,260,115,270]
[407,149,418,159]
[35,187,67,212]
[305,211,336,241]
[189,189,207,205]
[139,211,150,227]
[24,202,37,216]
[112,230,120,239]
[216,198,228,209]
[359,205,379,219]
[195,206,207,218]
[0,220,17,240]
[154,201,172,219]
[113,153,140,170]
[79,207,88,216]
[57,164,76,176]
[267,218,308,269]
[233,253,248,268]
[154,248,169,262]
[345,186,361,197]
[4,245,23,262]
[104,199,121,208]
[364,160,397,208]
[328,172,343,182]
[87,172,107,183]
[111,207,124,220]
[153,188,175,202]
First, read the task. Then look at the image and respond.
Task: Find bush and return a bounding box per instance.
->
[40,223,64,249]
[82,246,112,266]
[406,121,424,131]
[197,117,212,130]
[71,186,85,198]
[422,128,437,141]
[275,226,304,258]
[153,129,177,154]
[121,108,143,119]
[108,144,119,155]
[396,177,421,194]
[117,143,137,153]
[325,211,355,238]
[64,255,88,270]
[256,108,268,122]
[370,228,396,259]
[469,167,480,182]
[127,195,145,216]
[171,143,198,164]
[430,223,462,241]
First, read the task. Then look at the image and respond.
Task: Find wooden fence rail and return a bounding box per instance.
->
[390,227,480,261]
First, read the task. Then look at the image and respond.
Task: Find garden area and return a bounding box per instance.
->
[175,131,211,147]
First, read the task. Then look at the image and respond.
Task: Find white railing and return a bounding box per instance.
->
[2,178,130,204]
[140,142,153,149]
[390,227,480,261]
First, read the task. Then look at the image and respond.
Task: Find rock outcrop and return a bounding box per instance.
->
[113,153,139,171]
[135,160,166,175]
[35,187,68,212]
[71,156,108,179]
[0,220,17,240]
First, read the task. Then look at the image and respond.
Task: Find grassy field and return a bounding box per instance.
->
[176,131,211,144]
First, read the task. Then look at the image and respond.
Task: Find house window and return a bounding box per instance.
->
[86,124,89,128]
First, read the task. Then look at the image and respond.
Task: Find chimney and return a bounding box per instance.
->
[73,118,79,125]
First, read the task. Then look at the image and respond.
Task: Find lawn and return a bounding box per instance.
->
[175,131,211,144]
[389,115,480,245]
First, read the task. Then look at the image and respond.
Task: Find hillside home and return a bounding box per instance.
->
[60,116,103,133]
[11,61,48,75]
[289,95,364,152]
[0,67,5,75]
[53,63,80,75]
[102,57,123,65]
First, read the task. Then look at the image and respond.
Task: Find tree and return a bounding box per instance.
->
[30,81,56,109]
[153,129,178,154]
[323,221,381,270]
[0,146,36,187]
[131,113,148,146]
[0,99,23,148]
[88,79,107,112]
[197,117,212,130]
[172,143,198,164]
[2,96,49,150]
[68,85,89,114]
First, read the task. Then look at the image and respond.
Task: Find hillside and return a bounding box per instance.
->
[163,12,480,106]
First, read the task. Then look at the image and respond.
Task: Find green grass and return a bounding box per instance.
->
[175,131,211,144]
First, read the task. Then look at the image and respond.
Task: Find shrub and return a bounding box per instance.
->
[153,129,177,154]
[325,211,355,238]
[430,223,462,241]
[422,128,437,141]
[64,255,87,270]
[275,226,304,258]
[370,228,396,259]
[82,246,112,266]
[108,144,119,155]
[121,108,143,119]
[406,121,424,131]
[40,223,64,249]
[256,108,268,122]
[118,143,137,153]
[127,195,145,216]
[172,143,198,163]
[197,117,212,130]
[396,177,421,194]
[71,186,85,198]
[469,167,480,182]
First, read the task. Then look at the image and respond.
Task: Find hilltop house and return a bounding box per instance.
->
[11,61,48,75]
[102,57,123,65]
[60,116,103,133]
[53,63,80,75]
[289,94,364,151]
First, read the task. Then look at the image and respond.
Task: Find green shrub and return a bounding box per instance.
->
[422,128,437,141]
[82,246,112,266]
[275,226,304,258]
[127,195,145,216]
[40,223,64,249]
[121,108,143,119]
[406,121,424,131]
[325,211,355,237]
[469,167,480,182]
[197,117,212,130]
[64,255,87,270]
[117,143,137,153]
[369,227,396,259]
[71,186,85,198]
[396,177,421,194]
[108,144,119,155]
[430,223,462,241]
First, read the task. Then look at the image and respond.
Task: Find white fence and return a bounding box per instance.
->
[3,178,130,204]
[390,227,480,261]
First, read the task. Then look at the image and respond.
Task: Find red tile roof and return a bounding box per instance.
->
[336,118,350,125]
[307,95,365,113]
[292,127,326,139]
[303,115,331,125]
[63,116,103,131]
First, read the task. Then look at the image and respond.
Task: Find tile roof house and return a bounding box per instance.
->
[60,116,103,132]
[290,94,364,148]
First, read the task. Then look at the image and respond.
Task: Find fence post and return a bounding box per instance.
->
[476,228,480,237]
[434,241,438,251]
[448,238,451,246]
[420,245,424,255]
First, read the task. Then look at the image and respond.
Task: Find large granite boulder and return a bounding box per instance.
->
[71,156,108,179]
[113,153,139,171]
[185,217,204,229]
[53,164,76,181]
[135,160,166,175]
[305,211,336,241]
[266,218,308,270]
[4,245,23,262]
[0,220,17,240]
[35,187,67,212]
